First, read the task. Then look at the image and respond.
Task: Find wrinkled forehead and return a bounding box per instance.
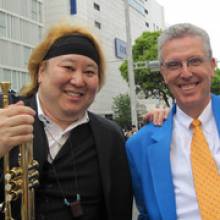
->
[47,54,99,69]
[160,36,206,61]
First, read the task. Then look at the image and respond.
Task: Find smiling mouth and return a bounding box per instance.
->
[179,82,199,90]
[66,91,84,97]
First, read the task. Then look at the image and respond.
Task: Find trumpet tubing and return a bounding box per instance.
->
[0,82,39,220]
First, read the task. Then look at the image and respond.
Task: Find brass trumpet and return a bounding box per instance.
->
[0,82,39,220]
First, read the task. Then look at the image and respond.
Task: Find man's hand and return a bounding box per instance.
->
[143,107,169,126]
[0,101,35,158]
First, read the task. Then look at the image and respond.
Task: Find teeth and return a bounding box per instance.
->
[180,83,196,90]
[66,91,83,96]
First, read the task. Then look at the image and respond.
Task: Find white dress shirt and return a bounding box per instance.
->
[36,93,89,162]
[170,101,220,220]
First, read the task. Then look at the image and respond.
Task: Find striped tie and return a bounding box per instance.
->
[191,119,220,219]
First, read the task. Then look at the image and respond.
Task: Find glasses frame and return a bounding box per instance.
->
[161,56,210,72]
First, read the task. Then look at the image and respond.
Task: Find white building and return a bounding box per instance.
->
[44,0,165,117]
[0,0,164,116]
[0,0,44,91]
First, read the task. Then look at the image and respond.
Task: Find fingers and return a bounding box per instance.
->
[153,108,169,126]
[164,108,169,119]
[4,103,35,117]
[0,103,35,158]
[5,114,35,127]
[152,109,162,126]
[143,112,153,123]
[14,100,25,106]
[3,124,34,136]
[144,107,170,126]
[0,104,35,129]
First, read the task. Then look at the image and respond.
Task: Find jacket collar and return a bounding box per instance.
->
[147,106,177,220]
[147,95,220,220]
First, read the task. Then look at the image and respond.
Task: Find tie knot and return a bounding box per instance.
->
[192,119,201,128]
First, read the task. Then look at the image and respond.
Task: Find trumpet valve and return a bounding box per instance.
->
[28,160,39,171]
[29,179,39,189]
[5,167,22,181]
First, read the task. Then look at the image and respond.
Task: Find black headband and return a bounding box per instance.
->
[43,35,100,65]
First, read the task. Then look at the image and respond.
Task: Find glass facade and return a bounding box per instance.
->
[0,0,43,91]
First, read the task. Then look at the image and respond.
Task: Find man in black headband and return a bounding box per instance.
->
[43,35,100,65]
[0,22,132,220]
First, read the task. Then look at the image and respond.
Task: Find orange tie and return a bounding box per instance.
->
[191,119,220,219]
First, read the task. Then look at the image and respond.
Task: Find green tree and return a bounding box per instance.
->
[120,31,171,107]
[212,68,220,94]
[112,93,131,128]
[120,31,220,107]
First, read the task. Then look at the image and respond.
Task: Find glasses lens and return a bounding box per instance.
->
[165,61,182,71]
[187,57,205,67]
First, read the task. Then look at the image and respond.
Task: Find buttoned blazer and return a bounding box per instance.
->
[0,95,133,220]
[126,94,220,220]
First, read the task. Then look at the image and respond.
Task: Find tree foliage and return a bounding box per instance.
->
[120,31,171,107]
[112,93,131,129]
[120,31,220,107]
[211,68,220,94]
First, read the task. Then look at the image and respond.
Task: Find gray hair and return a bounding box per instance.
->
[158,23,212,63]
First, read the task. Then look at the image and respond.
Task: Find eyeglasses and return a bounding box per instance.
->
[161,56,210,72]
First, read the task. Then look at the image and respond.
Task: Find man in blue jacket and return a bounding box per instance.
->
[126,23,220,220]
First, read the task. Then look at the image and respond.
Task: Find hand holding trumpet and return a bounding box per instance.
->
[0,101,35,158]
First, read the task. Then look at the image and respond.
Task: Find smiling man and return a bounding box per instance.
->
[0,23,132,220]
[126,23,220,220]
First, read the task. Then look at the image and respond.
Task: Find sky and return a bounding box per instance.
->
[156,0,220,61]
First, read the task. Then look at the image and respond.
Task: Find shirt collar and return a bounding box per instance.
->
[36,92,89,133]
[175,100,212,129]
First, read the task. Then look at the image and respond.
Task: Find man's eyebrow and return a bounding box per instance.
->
[60,58,98,69]
[86,63,98,69]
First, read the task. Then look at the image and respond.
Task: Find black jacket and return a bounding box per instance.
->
[0,95,132,220]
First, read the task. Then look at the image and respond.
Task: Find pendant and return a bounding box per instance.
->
[64,194,83,218]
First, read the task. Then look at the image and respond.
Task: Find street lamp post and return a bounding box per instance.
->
[124,0,138,127]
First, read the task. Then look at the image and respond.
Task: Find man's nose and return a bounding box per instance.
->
[70,71,85,86]
[179,61,193,78]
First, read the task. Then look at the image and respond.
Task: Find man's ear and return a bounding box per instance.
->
[210,57,217,78]
[160,68,167,84]
[38,62,47,83]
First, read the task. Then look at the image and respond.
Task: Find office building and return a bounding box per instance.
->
[0,0,44,91]
[0,0,164,117]
[44,0,165,117]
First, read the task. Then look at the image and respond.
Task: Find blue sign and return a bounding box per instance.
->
[115,38,127,59]
[70,0,77,14]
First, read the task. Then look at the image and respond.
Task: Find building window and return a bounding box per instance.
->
[128,0,145,15]
[11,16,20,41]
[38,26,43,41]
[145,22,149,27]
[93,2,100,11]
[31,0,38,20]
[6,14,12,39]
[0,12,6,37]
[144,9,148,15]
[38,1,43,22]
[94,21,101,29]
[24,46,31,66]
[2,69,11,82]
[70,0,77,14]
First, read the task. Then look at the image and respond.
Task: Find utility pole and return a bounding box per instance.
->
[124,0,138,127]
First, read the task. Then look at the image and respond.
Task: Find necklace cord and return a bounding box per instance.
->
[45,127,80,204]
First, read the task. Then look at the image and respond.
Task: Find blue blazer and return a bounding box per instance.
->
[126,94,220,220]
